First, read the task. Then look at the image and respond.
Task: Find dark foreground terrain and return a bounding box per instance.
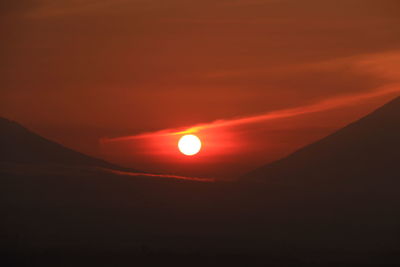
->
[1,97,400,266]
[2,171,400,266]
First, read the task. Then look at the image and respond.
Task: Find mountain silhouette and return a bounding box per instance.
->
[0,117,123,170]
[246,96,400,186]
[0,117,236,265]
[242,96,400,253]
[1,97,400,266]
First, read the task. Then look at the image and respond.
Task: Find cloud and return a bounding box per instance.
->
[0,162,214,182]
[2,0,400,170]
[103,86,400,142]
[102,51,400,142]
[100,168,215,182]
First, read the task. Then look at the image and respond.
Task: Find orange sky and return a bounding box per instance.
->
[1,0,400,178]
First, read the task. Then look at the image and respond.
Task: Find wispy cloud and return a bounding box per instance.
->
[103,85,400,143]
[100,168,215,182]
[0,162,214,182]
[101,50,400,143]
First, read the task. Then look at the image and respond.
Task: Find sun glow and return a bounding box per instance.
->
[178,134,202,156]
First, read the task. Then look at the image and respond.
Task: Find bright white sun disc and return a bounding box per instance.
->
[178,135,202,156]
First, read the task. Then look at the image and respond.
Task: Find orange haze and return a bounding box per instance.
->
[1,0,400,178]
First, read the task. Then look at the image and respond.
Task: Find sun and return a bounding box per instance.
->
[178,134,202,156]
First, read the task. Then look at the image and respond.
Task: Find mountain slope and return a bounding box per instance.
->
[0,117,121,170]
[2,97,400,265]
[246,96,400,186]
[241,96,400,253]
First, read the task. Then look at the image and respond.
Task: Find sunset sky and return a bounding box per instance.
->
[1,0,400,178]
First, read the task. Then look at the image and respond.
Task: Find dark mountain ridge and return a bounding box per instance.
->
[2,97,400,265]
[0,117,124,170]
[241,96,400,254]
[246,96,400,186]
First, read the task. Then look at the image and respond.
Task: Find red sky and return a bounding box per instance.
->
[1,0,400,178]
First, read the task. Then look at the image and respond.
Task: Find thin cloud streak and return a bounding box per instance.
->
[100,168,215,182]
[103,86,400,143]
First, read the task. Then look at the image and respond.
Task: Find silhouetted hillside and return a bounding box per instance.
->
[242,96,400,253]
[0,117,121,170]
[246,96,400,186]
[2,97,400,266]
